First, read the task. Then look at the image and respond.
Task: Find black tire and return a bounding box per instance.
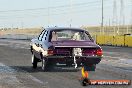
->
[84,64,96,71]
[42,58,48,71]
[31,54,38,69]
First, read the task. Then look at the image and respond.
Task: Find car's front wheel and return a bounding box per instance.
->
[31,54,38,69]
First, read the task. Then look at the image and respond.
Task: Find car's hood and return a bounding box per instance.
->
[51,40,99,48]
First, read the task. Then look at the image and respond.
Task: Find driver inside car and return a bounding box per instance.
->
[51,31,58,41]
[72,32,81,40]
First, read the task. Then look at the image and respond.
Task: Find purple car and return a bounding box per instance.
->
[30,27,103,71]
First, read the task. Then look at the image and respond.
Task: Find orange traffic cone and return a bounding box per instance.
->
[80,67,91,86]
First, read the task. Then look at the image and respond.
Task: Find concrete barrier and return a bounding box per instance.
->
[96,35,105,45]
[104,35,114,45]
[113,35,125,46]
[96,35,132,47]
[125,35,132,47]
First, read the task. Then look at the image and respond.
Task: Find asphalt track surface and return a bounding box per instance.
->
[0,39,132,88]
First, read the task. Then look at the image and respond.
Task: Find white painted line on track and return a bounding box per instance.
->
[0,62,46,87]
[28,75,47,84]
[0,63,20,85]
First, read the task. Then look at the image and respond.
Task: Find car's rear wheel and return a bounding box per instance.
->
[84,64,96,71]
[42,59,49,71]
[32,54,38,69]
[42,59,47,71]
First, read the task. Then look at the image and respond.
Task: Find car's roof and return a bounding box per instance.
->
[45,27,86,31]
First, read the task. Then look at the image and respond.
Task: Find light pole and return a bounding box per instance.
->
[48,0,50,27]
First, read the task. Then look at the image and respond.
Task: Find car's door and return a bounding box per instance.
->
[34,30,46,59]
[39,30,49,58]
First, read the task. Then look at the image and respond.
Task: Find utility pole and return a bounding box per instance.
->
[120,0,125,26]
[101,0,104,34]
[112,0,117,35]
[70,0,73,27]
[100,0,104,34]
[112,0,117,25]
[48,0,50,27]
[101,0,104,27]
[11,24,14,29]
[21,22,24,29]
[130,0,132,33]
[109,18,111,26]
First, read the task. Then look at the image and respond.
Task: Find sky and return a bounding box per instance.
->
[0,0,131,28]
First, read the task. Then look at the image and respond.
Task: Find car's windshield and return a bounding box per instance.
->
[50,30,91,41]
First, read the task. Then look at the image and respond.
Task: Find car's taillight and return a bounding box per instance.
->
[48,50,54,55]
[96,48,103,56]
